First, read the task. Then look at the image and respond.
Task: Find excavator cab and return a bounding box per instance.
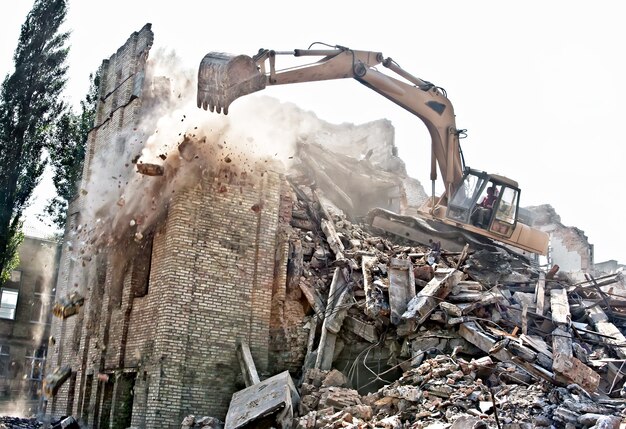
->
[446,169,521,238]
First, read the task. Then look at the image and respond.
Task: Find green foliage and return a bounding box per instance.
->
[0,228,23,284]
[0,0,69,276]
[46,71,100,228]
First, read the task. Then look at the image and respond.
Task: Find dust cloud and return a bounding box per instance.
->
[72,48,325,258]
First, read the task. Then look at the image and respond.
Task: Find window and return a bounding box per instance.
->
[34,275,44,293]
[447,172,487,224]
[132,233,154,298]
[489,186,520,237]
[0,345,9,378]
[0,289,19,320]
[24,348,45,380]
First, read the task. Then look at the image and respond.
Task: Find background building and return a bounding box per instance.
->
[0,234,59,415]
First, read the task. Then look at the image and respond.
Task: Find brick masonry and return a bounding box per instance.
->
[45,24,292,428]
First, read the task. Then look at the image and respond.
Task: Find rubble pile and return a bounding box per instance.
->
[295,358,625,428]
[263,174,626,428]
[0,417,41,429]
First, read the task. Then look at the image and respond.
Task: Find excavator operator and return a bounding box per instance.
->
[473,185,498,228]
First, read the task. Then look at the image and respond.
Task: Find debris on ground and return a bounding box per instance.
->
[200,174,626,429]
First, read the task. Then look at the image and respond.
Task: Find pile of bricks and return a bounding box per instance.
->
[223,176,626,428]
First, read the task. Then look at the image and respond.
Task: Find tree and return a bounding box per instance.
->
[46,71,100,229]
[0,0,69,281]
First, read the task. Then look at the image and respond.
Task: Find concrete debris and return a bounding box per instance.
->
[250,177,626,428]
[136,162,164,176]
[50,416,79,429]
[0,416,43,428]
[51,292,84,319]
[224,370,300,429]
[43,365,71,397]
[180,415,224,429]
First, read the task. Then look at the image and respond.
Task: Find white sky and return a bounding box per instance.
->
[1,1,624,263]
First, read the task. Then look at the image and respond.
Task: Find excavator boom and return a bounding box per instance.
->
[197,45,549,256]
[197,47,463,197]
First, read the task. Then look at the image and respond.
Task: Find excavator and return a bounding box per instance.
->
[196,45,549,257]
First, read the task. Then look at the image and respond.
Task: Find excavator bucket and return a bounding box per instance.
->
[197,52,267,114]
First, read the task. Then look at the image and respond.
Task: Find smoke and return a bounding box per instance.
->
[73,48,325,257]
[0,398,38,418]
[29,241,57,347]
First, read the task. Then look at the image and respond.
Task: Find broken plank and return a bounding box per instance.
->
[299,279,325,318]
[236,340,260,387]
[458,322,513,363]
[388,258,416,325]
[321,219,345,260]
[402,268,462,326]
[512,356,563,386]
[520,334,553,359]
[315,268,346,370]
[550,288,570,325]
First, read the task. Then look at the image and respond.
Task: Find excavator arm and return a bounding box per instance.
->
[197,46,464,199]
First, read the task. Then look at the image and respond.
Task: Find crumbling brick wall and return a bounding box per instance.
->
[528,204,594,276]
[134,167,281,427]
[46,24,153,420]
[45,23,286,428]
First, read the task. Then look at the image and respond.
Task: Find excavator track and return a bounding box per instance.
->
[365,207,531,263]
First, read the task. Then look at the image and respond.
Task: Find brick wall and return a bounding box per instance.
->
[46,23,154,421]
[47,23,290,428]
[136,167,282,427]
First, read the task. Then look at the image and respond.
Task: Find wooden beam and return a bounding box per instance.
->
[321,219,345,260]
[315,268,348,370]
[458,322,513,363]
[236,340,260,387]
[402,268,462,326]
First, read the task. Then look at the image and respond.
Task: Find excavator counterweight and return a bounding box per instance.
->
[197,53,266,114]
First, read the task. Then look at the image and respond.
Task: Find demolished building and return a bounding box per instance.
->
[45,24,626,429]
